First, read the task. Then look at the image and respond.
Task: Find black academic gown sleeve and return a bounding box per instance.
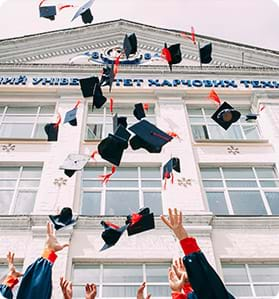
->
[16,249,57,299]
[180,237,235,299]
[0,275,19,299]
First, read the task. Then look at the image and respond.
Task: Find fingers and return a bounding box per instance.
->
[168,208,174,226]
[61,243,69,249]
[172,264,180,278]
[178,257,184,270]
[178,210,182,226]
[146,295,151,299]
[47,222,52,236]
[160,215,172,230]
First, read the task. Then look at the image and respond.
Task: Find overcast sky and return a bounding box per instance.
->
[0,0,279,51]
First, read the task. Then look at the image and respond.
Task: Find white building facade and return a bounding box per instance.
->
[0,20,279,298]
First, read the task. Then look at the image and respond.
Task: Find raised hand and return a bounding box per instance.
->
[45,222,69,252]
[172,258,188,282]
[160,208,188,241]
[168,267,187,293]
[85,283,97,299]
[60,277,73,299]
[6,252,22,278]
[137,282,151,299]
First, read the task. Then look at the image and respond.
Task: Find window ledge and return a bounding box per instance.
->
[84,139,101,144]
[0,138,49,143]
[193,139,269,145]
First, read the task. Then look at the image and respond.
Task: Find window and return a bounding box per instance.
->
[86,105,155,140]
[0,105,55,139]
[222,263,279,298]
[0,166,42,215]
[188,107,260,140]
[0,263,23,295]
[72,263,171,299]
[200,166,279,215]
[81,167,162,215]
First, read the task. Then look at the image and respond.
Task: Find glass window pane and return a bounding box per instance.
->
[21,167,42,178]
[203,180,223,187]
[207,192,229,215]
[83,168,104,179]
[3,115,35,122]
[249,264,279,282]
[141,180,162,188]
[266,192,279,214]
[189,116,205,123]
[225,285,252,297]
[223,168,254,179]
[146,264,169,282]
[34,124,47,139]
[106,180,138,187]
[0,180,16,187]
[103,265,142,283]
[141,168,161,178]
[260,180,279,187]
[6,107,37,114]
[0,124,33,138]
[103,285,138,297]
[209,125,243,140]
[0,190,14,214]
[81,192,101,215]
[147,285,171,297]
[191,125,209,140]
[19,180,40,187]
[86,124,103,140]
[143,192,162,215]
[106,191,139,215]
[254,285,279,296]
[244,125,259,139]
[39,105,55,114]
[200,168,221,179]
[73,265,100,284]
[0,167,19,178]
[82,180,102,188]
[256,168,277,178]
[229,191,267,215]
[187,108,202,115]
[222,264,249,282]
[112,168,138,179]
[226,180,258,187]
[14,191,36,214]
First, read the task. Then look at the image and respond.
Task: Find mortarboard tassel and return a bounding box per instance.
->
[58,4,75,11]
[151,131,171,141]
[74,99,81,109]
[143,103,149,111]
[208,89,221,106]
[104,221,120,229]
[161,47,172,63]
[167,131,181,140]
[39,0,47,7]
[99,166,116,184]
[53,113,61,128]
[130,213,143,226]
[110,98,114,114]
[90,150,98,160]
[259,104,265,112]
[113,54,121,76]
[191,26,196,45]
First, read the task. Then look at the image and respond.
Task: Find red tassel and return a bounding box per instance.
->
[53,113,61,128]
[191,26,196,45]
[143,103,149,111]
[91,150,98,160]
[39,0,47,7]
[161,48,172,63]
[110,98,114,114]
[58,4,74,10]
[151,132,171,141]
[208,89,221,105]
[171,172,174,184]
[259,104,265,112]
[130,213,143,226]
[167,131,181,140]
[164,178,167,190]
[105,221,120,229]
[74,99,81,109]
[113,54,121,76]
[99,166,116,184]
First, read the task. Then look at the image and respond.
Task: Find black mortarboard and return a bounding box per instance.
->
[49,207,76,230]
[211,102,241,130]
[123,33,137,58]
[162,43,182,71]
[162,157,181,179]
[199,43,212,64]
[71,0,94,24]
[133,103,146,120]
[98,125,131,166]
[39,6,57,20]
[113,114,128,133]
[60,154,90,177]
[63,108,77,126]
[129,120,173,153]
[126,208,155,236]
[99,64,114,92]
[44,123,58,141]
[245,113,258,121]
[100,221,128,251]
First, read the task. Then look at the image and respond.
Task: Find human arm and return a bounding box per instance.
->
[60,277,73,299]
[137,282,151,299]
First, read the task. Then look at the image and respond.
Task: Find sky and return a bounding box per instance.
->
[0,0,279,51]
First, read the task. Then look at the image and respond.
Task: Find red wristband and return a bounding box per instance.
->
[180,237,200,255]
[182,282,193,297]
[3,275,19,288]
[171,291,187,299]
[42,248,57,264]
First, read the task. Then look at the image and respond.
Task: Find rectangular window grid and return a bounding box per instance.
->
[0,166,42,215]
[86,104,155,140]
[81,167,162,216]
[72,263,171,299]
[0,105,55,139]
[188,107,260,141]
[222,263,279,298]
[201,166,279,215]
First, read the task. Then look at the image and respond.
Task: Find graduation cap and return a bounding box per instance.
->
[211,102,241,130]
[60,154,90,177]
[71,0,94,24]
[113,114,128,133]
[79,76,107,109]
[44,123,59,141]
[100,221,128,251]
[162,157,181,179]
[49,207,76,230]
[133,103,146,120]
[245,113,258,121]
[100,64,114,92]
[63,107,78,126]
[199,43,212,64]
[162,43,182,71]
[129,120,173,153]
[126,207,155,236]
[98,125,131,166]
[39,6,57,20]
[123,33,137,58]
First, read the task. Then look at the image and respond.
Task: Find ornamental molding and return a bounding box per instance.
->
[227,145,240,155]
[53,177,67,187]
[1,143,15,152]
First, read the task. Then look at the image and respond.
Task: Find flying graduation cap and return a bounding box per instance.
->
[71,0,94,24]
[199,43,212,64]
[162,157,181,189]
[161,43,182,71]
[79,76,107,109]
[113,114,128,133]
[245,113,258,121]
[49,207,76,230]
[211,102,241,130]
[98,125,131,166]
[123,33,137,59]
[44,113,61,141]
[39,5,57,20]
[99,64,114,92]
[129,120,173,153]
[100,221,128,251]
[133,103,146,120]
[63,100,81,126]
[60,154,90,177]
[126,207,155,236]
